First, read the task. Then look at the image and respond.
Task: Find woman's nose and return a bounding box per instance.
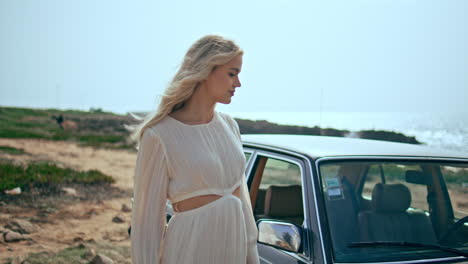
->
[235,77,241,88]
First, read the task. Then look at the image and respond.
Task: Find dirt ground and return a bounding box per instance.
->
[0,138,137,263]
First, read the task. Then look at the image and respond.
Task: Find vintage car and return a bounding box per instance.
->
[240,134,468,264]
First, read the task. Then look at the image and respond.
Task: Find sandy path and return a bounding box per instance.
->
[0,139,137,261]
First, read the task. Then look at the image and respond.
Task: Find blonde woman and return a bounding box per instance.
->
[130,35,260,264]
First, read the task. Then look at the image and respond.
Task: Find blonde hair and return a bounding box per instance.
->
[130,34,243,143]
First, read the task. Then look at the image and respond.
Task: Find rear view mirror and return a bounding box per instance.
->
[257,219,302,253]
[405,170,432,185]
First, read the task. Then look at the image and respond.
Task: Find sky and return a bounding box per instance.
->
[1,0,467,115]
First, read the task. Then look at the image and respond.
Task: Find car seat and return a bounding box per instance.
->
[263,185,304,226]
[358,183,437,243]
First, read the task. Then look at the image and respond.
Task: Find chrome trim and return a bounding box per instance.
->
[335,256,467,264]
[243,142,311,160]
[243,149,255,165]
[243,143,327,263]
[283,251,313,264]
[259,256,274,264]
[316,155,468,163]
[244,149,258,182]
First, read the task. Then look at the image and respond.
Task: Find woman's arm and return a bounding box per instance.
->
[225,114,260,264]
[239,174,261,264]
[131,128,170,264]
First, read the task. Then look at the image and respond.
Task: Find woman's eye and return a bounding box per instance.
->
[228,73,236,77]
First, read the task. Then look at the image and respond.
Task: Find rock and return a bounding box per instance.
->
[90,254,114,264]
[84,246,96,259]
[86,209,98,217]
[61,187,78,196]
[112,215,125,223]
[4,231,26,242]
[0,213,10,220]
[7,219,38,234]
[73,236,84,242]
[0,226,9,234]
[77,243,96,259]
[105,249,123,260]
[121,203,131,213]
[4,187,21,195]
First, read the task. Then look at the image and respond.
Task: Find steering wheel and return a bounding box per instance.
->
[439,216,468,245]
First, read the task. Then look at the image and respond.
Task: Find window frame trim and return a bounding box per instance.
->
[247,148,312,261]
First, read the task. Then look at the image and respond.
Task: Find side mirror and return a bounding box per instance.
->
[257,219,302,253]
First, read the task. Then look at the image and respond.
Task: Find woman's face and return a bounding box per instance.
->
[203,54,243,104]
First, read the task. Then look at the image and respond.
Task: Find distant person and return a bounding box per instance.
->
[54,114,64,130]
[130,35,259,263]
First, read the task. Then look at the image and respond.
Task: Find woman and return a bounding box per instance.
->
[130,35,260,264]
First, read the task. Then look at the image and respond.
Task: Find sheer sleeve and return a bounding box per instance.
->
[239,174,260,264]
[226,114,260,264]
[131,127,170,264]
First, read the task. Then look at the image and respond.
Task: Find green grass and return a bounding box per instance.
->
[15,247,89,264]
[0,145,26,155]
[0,161,115,192]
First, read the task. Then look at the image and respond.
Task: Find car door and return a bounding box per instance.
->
[243,147,312,264]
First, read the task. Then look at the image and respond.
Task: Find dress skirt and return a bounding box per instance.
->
[162,194,248,264]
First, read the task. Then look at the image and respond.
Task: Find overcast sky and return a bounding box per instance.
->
[1,0,467,115]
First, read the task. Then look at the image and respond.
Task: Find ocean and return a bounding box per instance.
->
[228,111,468,153]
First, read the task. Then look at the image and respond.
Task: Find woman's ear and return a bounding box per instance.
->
[194,81,203,90]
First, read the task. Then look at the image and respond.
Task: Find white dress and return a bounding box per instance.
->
[131,111,260,264]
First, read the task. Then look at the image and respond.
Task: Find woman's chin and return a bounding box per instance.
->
[218,98,232,105]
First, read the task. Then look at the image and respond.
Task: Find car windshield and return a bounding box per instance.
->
[319,159,468,263]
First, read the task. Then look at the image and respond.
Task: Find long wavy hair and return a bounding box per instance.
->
[130,34,243,143]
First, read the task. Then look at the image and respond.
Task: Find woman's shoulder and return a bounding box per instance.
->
[217,111,237,125]
[216,111,240,136]
[142,116,174,139]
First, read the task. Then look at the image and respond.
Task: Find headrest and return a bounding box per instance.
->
[264,185,303,217]
[372,183,411,213]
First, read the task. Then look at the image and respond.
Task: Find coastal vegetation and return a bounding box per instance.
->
[0,107,132,149]
[0,106,421,149]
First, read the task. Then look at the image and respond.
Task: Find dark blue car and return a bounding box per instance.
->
[237,134,468,264]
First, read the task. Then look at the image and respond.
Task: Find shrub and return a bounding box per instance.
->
[0,162,115,191]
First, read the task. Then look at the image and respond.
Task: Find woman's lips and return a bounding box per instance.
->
[229,91,234,96]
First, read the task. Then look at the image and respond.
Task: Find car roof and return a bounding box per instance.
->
[241,134,468,160]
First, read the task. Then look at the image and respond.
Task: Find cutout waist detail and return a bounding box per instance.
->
[172,181,243,213]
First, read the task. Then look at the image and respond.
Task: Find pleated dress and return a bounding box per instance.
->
[131,111,260,264]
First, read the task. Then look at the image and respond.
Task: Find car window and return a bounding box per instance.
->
[440,164,468,219]
[244,151,252,163]
[253,156,304,227]
[260,158,301,189]
[320,160,468,263]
